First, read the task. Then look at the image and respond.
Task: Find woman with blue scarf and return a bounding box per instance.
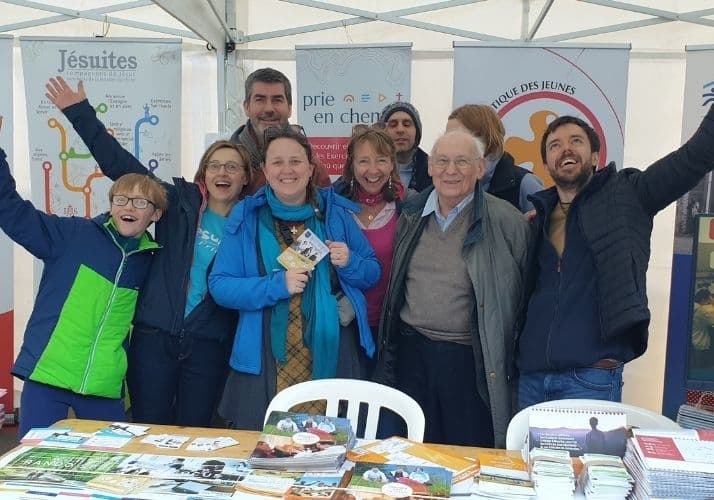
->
[209,128,381,430]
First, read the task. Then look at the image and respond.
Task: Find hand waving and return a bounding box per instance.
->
[45,76,86,110]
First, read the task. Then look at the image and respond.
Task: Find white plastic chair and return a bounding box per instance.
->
[264,378,425,441]
[505,399,681,450]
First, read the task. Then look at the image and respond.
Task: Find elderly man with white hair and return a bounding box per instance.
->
[376,128,529,448]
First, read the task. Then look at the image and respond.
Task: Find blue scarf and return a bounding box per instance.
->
[257,186,340,379]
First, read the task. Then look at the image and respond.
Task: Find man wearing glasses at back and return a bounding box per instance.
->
[230,67,330,193]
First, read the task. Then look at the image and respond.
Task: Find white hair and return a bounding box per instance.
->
[429,128,486,160]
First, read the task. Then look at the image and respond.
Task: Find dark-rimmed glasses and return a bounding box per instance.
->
[112,195,155,209]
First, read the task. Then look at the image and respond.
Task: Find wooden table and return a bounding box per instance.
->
[47,419,491,460]
[0,420,528,499]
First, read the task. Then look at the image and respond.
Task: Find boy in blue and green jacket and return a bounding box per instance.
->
[0,147,167,437]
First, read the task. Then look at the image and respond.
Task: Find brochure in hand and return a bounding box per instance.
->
[248,411,356,470]
[278,229,329,271]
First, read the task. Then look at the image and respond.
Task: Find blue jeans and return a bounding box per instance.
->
[127,330,231,427]
[20,380,125,439]
[518,365,624,410]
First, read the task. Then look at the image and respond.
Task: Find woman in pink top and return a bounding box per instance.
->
[334,128,403,372]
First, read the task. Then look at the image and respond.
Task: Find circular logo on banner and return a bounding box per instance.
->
[292,432,320,445]
[498,91,608,188]
[381,482,413,498]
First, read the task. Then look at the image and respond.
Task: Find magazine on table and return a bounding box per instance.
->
[342,461,452,500]
[248,411,356,470]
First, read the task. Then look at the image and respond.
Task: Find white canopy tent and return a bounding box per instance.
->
[2,0,714,414]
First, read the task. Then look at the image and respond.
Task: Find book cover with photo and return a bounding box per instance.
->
[278,229,329,271]
[249,411,355,470]
[343,462,452,500]
[346,436,478,493]
[528,408,628,458]
[0,446,131,486]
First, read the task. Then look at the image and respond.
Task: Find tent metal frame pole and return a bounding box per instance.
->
[538,5,714,43]
[525,0,554,42]
[206,0,236,43]
[246,0,507,42]
[217,44,227,133]
[577,1,714,29]
[218,0,237,133]
[538,18,670,42]
[0,0,200,38]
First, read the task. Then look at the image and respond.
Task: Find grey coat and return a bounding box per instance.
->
[375,184,530,447]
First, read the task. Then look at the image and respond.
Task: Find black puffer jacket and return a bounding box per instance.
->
[517,104,714,360]
[63,100,239,341]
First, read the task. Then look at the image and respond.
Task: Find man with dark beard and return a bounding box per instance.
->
[516,110,714,408]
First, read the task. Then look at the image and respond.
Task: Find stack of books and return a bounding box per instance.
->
[623,428,714,499]
[472,450,535,499]
[578,454,633,499]
[529,448,575,497]
[677,404,714,429]
[248,411,355,471]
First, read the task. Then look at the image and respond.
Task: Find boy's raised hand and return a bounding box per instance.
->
[45,76,86,110]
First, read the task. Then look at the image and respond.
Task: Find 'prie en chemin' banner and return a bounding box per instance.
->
[297,43,411,179]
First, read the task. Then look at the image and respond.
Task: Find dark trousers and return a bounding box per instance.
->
[19,380,125,438]
[127,330,231,427]
[395,330,494,447]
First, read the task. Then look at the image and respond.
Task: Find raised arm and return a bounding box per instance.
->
[634,104,714,214]
[46,76,149,180]
[0,148,74,259]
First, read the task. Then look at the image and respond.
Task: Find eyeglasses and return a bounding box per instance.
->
[206,161,245,174]
[111,195,155,209]
[431,156,481,172]
[263,124,307,145]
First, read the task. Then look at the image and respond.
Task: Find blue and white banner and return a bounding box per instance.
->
[20,37,182,218]
[296,43,411,177]
[453,43,629,188]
